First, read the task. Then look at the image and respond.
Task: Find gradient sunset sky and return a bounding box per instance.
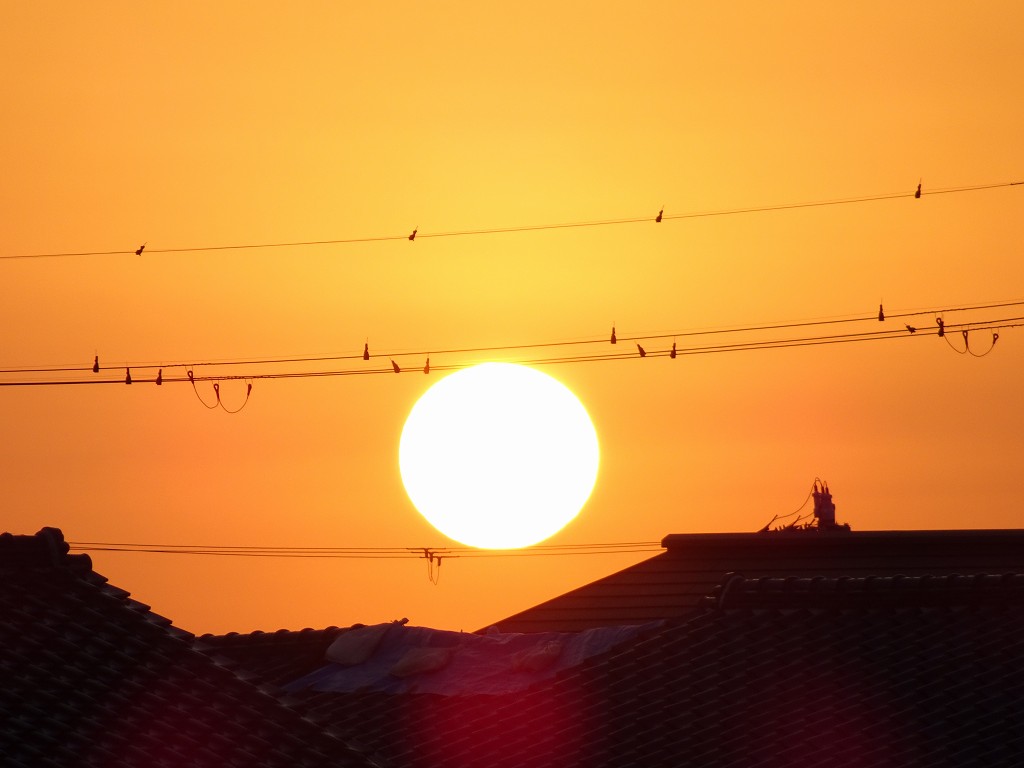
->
[3,2,1023,635]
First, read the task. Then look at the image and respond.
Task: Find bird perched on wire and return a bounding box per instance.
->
[637,344,646,358]
[135,243,146,256]
[392,359,401,373]
[905,324,917,334]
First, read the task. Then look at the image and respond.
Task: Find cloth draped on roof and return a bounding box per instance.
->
[286,620,661,696]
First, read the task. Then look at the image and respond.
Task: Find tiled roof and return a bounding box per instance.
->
[197,626,350,687]
[486,528,1024,632]
[287,571,1024,768]
[0,528,380,768]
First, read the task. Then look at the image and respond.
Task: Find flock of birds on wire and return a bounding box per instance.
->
[0,297,1010,416]
[2,178,1020,414]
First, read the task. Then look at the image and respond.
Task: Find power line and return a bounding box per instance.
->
[0,314,1015,389]
[1,299,1019,380]
[67,540,664,559]
[3,180,1020,261]
[0,314,1016,388]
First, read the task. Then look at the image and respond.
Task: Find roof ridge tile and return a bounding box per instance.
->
[704,571,1024,610]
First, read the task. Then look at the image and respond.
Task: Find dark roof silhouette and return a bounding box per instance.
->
[485,528,1024,632]
[0,528,378,768]
[279,571,1024,768]
[11,524,1024,767]
[197,626,350,687]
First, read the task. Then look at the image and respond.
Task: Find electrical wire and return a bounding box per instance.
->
[1,314,1019,388]
[67,540,664,559]
[1,299,1020,379]
[3,180,1020,261]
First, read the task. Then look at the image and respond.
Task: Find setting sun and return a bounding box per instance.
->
[399,363,599,549]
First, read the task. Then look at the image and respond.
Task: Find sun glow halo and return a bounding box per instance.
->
[399,363,599,549]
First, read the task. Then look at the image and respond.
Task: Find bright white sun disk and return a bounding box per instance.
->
[399,363,599,549]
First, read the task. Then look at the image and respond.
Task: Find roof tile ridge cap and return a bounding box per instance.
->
[83,564,196,642]
[197,624,344,645]
[194,626,348,698]
[37,526,71,564]
[0,527,94,571]
[696,573,745,614]
[716,572,747,609]
[116,591,195,642]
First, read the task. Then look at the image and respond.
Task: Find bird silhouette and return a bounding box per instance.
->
[936,318,945,337]
[915,182,922,199]
[156,369,162,386]
[878,303,885,322]
[905,324,917,334]
[637,344,646,357]
[392,359,401,373]
[408,228,417,241]
[135,243,146,256]
[363,342,370,361]
[93,355,99,373]
[423,358,430,374]
[670,341,677,359]
[610,325,617,344]
[655,207,663,223]
[125,368,132,385]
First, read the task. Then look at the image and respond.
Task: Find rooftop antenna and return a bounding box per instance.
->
[759,479,851,533]
[811,479,835,528]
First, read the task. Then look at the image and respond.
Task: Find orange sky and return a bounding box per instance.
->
[3,2,1023,635]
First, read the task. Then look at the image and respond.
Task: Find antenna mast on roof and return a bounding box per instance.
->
[759,479,851,533]
[812,479,835,527]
